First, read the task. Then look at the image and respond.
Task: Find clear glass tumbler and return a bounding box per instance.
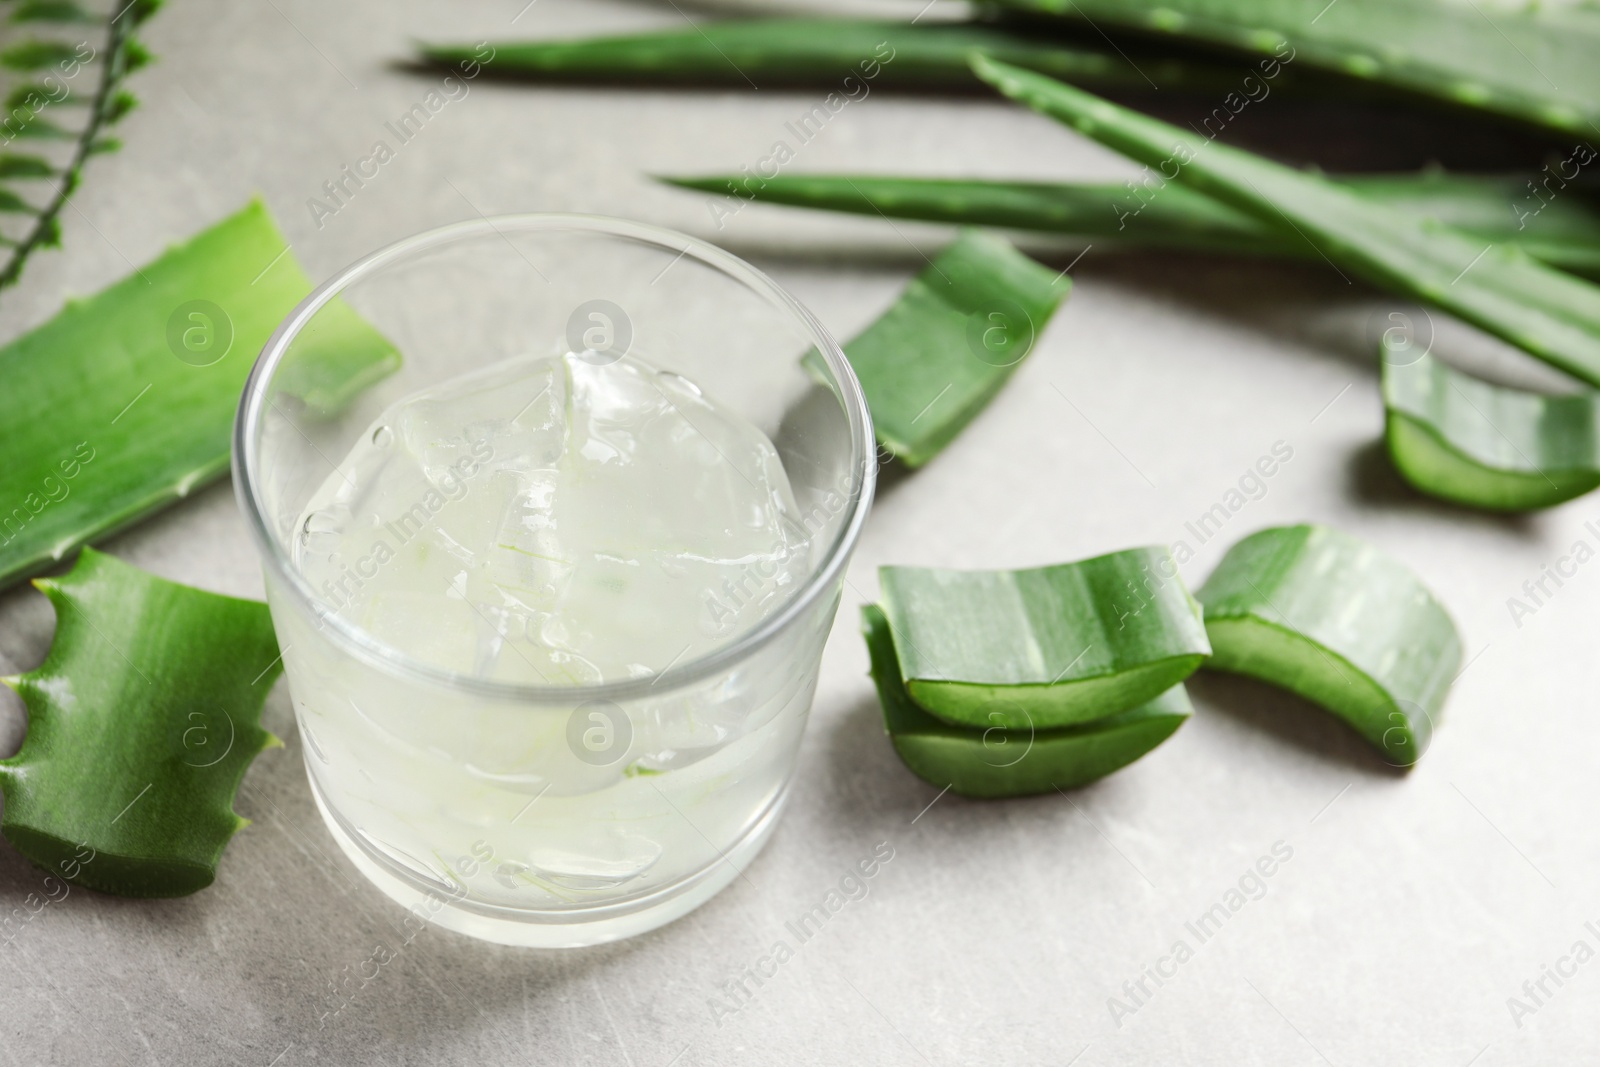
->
[233,215,874,946]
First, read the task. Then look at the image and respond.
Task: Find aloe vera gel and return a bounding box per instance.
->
[241,217,872,947]
[283,350,821,937]
[295,351,811,681]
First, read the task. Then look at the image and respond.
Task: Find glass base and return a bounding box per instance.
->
[307,775,788,948]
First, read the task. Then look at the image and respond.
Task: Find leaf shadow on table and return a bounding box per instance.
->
[1183,669,1409,778]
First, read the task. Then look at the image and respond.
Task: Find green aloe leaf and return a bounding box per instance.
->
[879,546,1210,729]
[987,0,1600,137]
[1383,344,1600,511]
[663,171,1600,280]
[833,229,1069,467]
[864,604,1191,798]
[1196,525,1462,767]
[972,56,1600,390]
[0,549,283,897]
[420,18,1252,91]
[0,199,400,591]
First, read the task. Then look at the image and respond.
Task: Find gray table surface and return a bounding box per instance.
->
[0,2,1593,1064]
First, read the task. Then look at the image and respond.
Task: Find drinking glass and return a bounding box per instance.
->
[233,215,874,946]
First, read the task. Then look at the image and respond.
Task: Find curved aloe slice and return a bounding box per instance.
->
[835,229,1069,467]
[988,0,1600,137]
[664,172,1600,279]
[0,199,400,590]
[1384,346,1600,511]
[879,546,1209,729]
[1196,525,1462,766]
[864,605,1190,798]
[972,56,1600,390]
[0,549,283,897]
[421,19,1249,91]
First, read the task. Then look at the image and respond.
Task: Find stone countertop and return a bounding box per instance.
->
[0,2,1588,1064]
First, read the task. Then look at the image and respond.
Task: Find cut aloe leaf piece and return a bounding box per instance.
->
[987,0,1600,138]
[421,19,1252,92]
[1195,525,1462,767]
[663,171,1600,279]
[0,549,284,897]
[0,199,400,590]
[878,546,1209,730]
[864,605,1190,798]
[972,57,1600,391]
[1383,345,1600,511]
[831,229,1069,467]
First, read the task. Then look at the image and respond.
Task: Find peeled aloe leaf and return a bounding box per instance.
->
[0,549,283,897]
[988,0,1600,137]
[664,172,1600,279]
[0,199,400,591]
[1383,345,1600,512]
[864,605,1190,798]
[878,546,1209,730]
[834,229,1069,467]
[972,56,1600,390]
[420,18,1250,92]
[1196,525,1461,767]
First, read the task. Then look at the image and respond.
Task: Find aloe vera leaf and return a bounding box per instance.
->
[1195,525,1462,766]
[0,199,400,591]
[864,605,1190,798]
[420,18,1251,92]
[0,549,283,897]
[987,0,1600,137]
[878,546,1209,730]
[831,229,1069,467]
[1383,345,1600,511]
[664,171,1600,279]
[972,57,1600,390]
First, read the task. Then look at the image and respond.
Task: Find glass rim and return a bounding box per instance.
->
[232,212,876,704]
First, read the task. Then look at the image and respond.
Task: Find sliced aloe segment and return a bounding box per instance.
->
[988,0,1600,138]
[878,546,1209,729]
[663,172,1600,279]
[421,19,1250,92]
[0,199,400,590]
[1384,346,1600,511]
[1196,525,1462,766]
[864,605,1190,798]
[834,229,1069,467]
[971,57,1600,391]
[0,549,283,897]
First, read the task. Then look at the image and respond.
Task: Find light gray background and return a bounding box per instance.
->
[0,1,1591,1063]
